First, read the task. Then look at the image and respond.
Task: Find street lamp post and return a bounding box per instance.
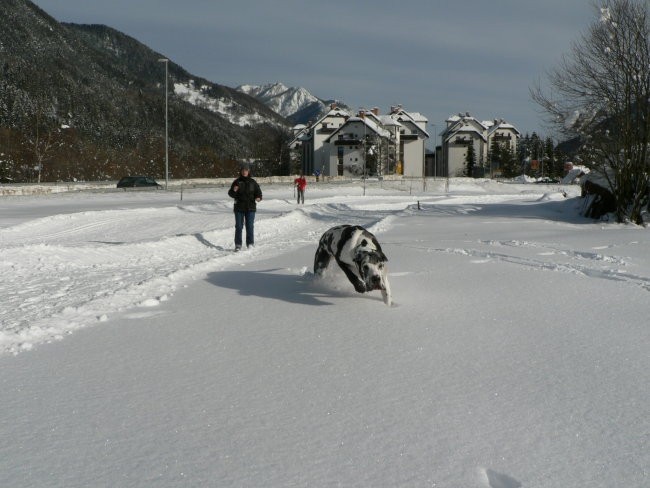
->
[360,108,367,196]
[158,58,169,190]
[422,123,427,191]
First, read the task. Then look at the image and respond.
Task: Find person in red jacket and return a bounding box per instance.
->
[294,173,307,204]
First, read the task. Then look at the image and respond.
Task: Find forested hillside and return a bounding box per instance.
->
[0,0,290,182]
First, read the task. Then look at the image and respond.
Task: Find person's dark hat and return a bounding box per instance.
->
[239,162,250,172]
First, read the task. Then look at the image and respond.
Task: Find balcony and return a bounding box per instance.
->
[401,134,419,141]
[493,134,512,141]
[334,134,362,145]
[452,137,472,145]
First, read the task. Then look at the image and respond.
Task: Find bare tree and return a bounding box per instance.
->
[532,0,650,224]
[27,99,58,183]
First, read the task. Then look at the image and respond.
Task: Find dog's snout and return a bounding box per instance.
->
[372,275,381,283]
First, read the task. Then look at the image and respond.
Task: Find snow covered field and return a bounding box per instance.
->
[0,179,648,487]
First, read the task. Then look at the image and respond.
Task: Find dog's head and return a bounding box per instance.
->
[355,250,388,291]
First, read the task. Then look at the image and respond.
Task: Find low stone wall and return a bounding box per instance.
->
[0,174,408,196]
[1,175,573,197]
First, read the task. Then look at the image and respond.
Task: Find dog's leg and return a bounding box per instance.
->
[313,245,332,276]
[337,260,367,293]
[381,275,392,306]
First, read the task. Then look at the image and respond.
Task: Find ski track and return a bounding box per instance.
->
[405,240,650,292]
[0,202,396,355]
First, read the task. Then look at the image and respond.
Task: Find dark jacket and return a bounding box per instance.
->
[228,175,262,212]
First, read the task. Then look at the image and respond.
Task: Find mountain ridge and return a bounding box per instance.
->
[237,82,351,125]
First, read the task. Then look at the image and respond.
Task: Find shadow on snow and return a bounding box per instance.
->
[206,268,336,306]
[417,197,593,224]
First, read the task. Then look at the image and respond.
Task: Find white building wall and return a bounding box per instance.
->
[327,151,338,176]
[312,113,348,174]
[402,140,424,177]
[444,131,486,177]
[447,145,467,177]
[326,120,391,177]
[326,145,365,177]
[442,115,520,178]
[486,128,519,154]
[397,119,427,177]
[343,120,368,177]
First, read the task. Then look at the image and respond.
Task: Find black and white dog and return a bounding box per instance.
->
[314,225,392,306]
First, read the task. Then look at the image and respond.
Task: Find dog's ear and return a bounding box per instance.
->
[378,250,388,262]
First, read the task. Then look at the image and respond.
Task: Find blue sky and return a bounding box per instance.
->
[32,0,596,141]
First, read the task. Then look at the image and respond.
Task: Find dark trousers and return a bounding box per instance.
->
[234,210,256,248]
[297,189,305,204]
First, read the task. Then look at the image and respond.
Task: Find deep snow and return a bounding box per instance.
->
[0,179,648,487]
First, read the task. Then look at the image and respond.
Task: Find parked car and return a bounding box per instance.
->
[116,176,162,189]
[534,177,560,184]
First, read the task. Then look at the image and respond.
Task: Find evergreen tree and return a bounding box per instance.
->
[465,143,477,177]
[501,144,519,178]
[517,133,531,166]
[543,136,557,178]
[529,132,543,161]
[488,138,501,177]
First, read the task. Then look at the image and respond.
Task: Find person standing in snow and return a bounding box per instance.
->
[294,173,307,204]
[228,163,262,251]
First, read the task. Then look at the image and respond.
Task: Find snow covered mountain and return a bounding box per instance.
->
[237,82,350,125]
[172,79,285,128]
[237,83,320,118]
